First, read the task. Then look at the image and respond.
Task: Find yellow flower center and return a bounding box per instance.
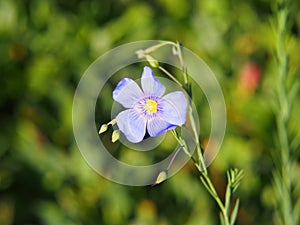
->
[145,99,157,115]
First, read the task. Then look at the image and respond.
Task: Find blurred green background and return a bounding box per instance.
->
[1,0,300,224]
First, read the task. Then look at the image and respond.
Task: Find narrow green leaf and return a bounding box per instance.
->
[232,184,240,193]
[219,212,226,225]
[288,80,299,103]
[231,169,235,181]
[227,170,231,185]
[225,184,231,215]
[230,199,240,225]
[199,176,216,198]
[291,133,300,152]
[231,169,244,193]
[293,194,300,225]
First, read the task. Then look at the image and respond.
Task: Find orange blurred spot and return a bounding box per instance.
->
[137,199,157,219]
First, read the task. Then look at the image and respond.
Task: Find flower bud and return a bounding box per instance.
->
[99,124,108,134]
[111,130,120,143]
[154,171,167,185]
[145,55,159,68]
[172,46,178,56]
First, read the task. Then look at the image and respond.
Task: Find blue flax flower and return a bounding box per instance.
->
[113,66,187,143]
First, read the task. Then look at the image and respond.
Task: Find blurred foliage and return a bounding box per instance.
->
[0,0,300,225]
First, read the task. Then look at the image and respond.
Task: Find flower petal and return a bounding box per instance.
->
[116,109,146,143]
[147,117,177,137]
[113,78,143,108]
[141,66,165,97]
[160,91,187,125]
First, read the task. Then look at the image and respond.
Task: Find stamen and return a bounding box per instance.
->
[145,99,157,115]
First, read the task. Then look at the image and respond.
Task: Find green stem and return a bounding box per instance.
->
[189,106,231,224]
[171,129,198,168]
[142,41,236,225]
[175,41,188,85]
[143,41,176,54]
[158,65,182,87]
[170,41,232,225]
[172,113,231,225]
[273,1,294,224]
[188,105,207,175]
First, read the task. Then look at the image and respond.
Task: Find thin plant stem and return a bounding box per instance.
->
[158,66,183,87]
[141,41,240,225]
[136,41,188,85]
[143,41,176,54]
[166,146,183,171]
[173,45,233,225]
[171,91,231,225]
[175,41,188,85]
[187,104,207,174]
[171,126,231,225]
[188,107,230,225]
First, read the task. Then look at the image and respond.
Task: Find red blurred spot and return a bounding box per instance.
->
[238,62,261,94]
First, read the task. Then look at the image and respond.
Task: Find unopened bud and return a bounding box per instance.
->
[145,55,159,68]
[153,171,167,185]
[111,130,120,143]
[99,124,108,134]
[172,46,178,56]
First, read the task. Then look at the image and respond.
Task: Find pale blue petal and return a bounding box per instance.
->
[113,78,143,108]
[116,109,146,143]
[160,91,187,125]
[141,66,165,97]
[147,117,176,137]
